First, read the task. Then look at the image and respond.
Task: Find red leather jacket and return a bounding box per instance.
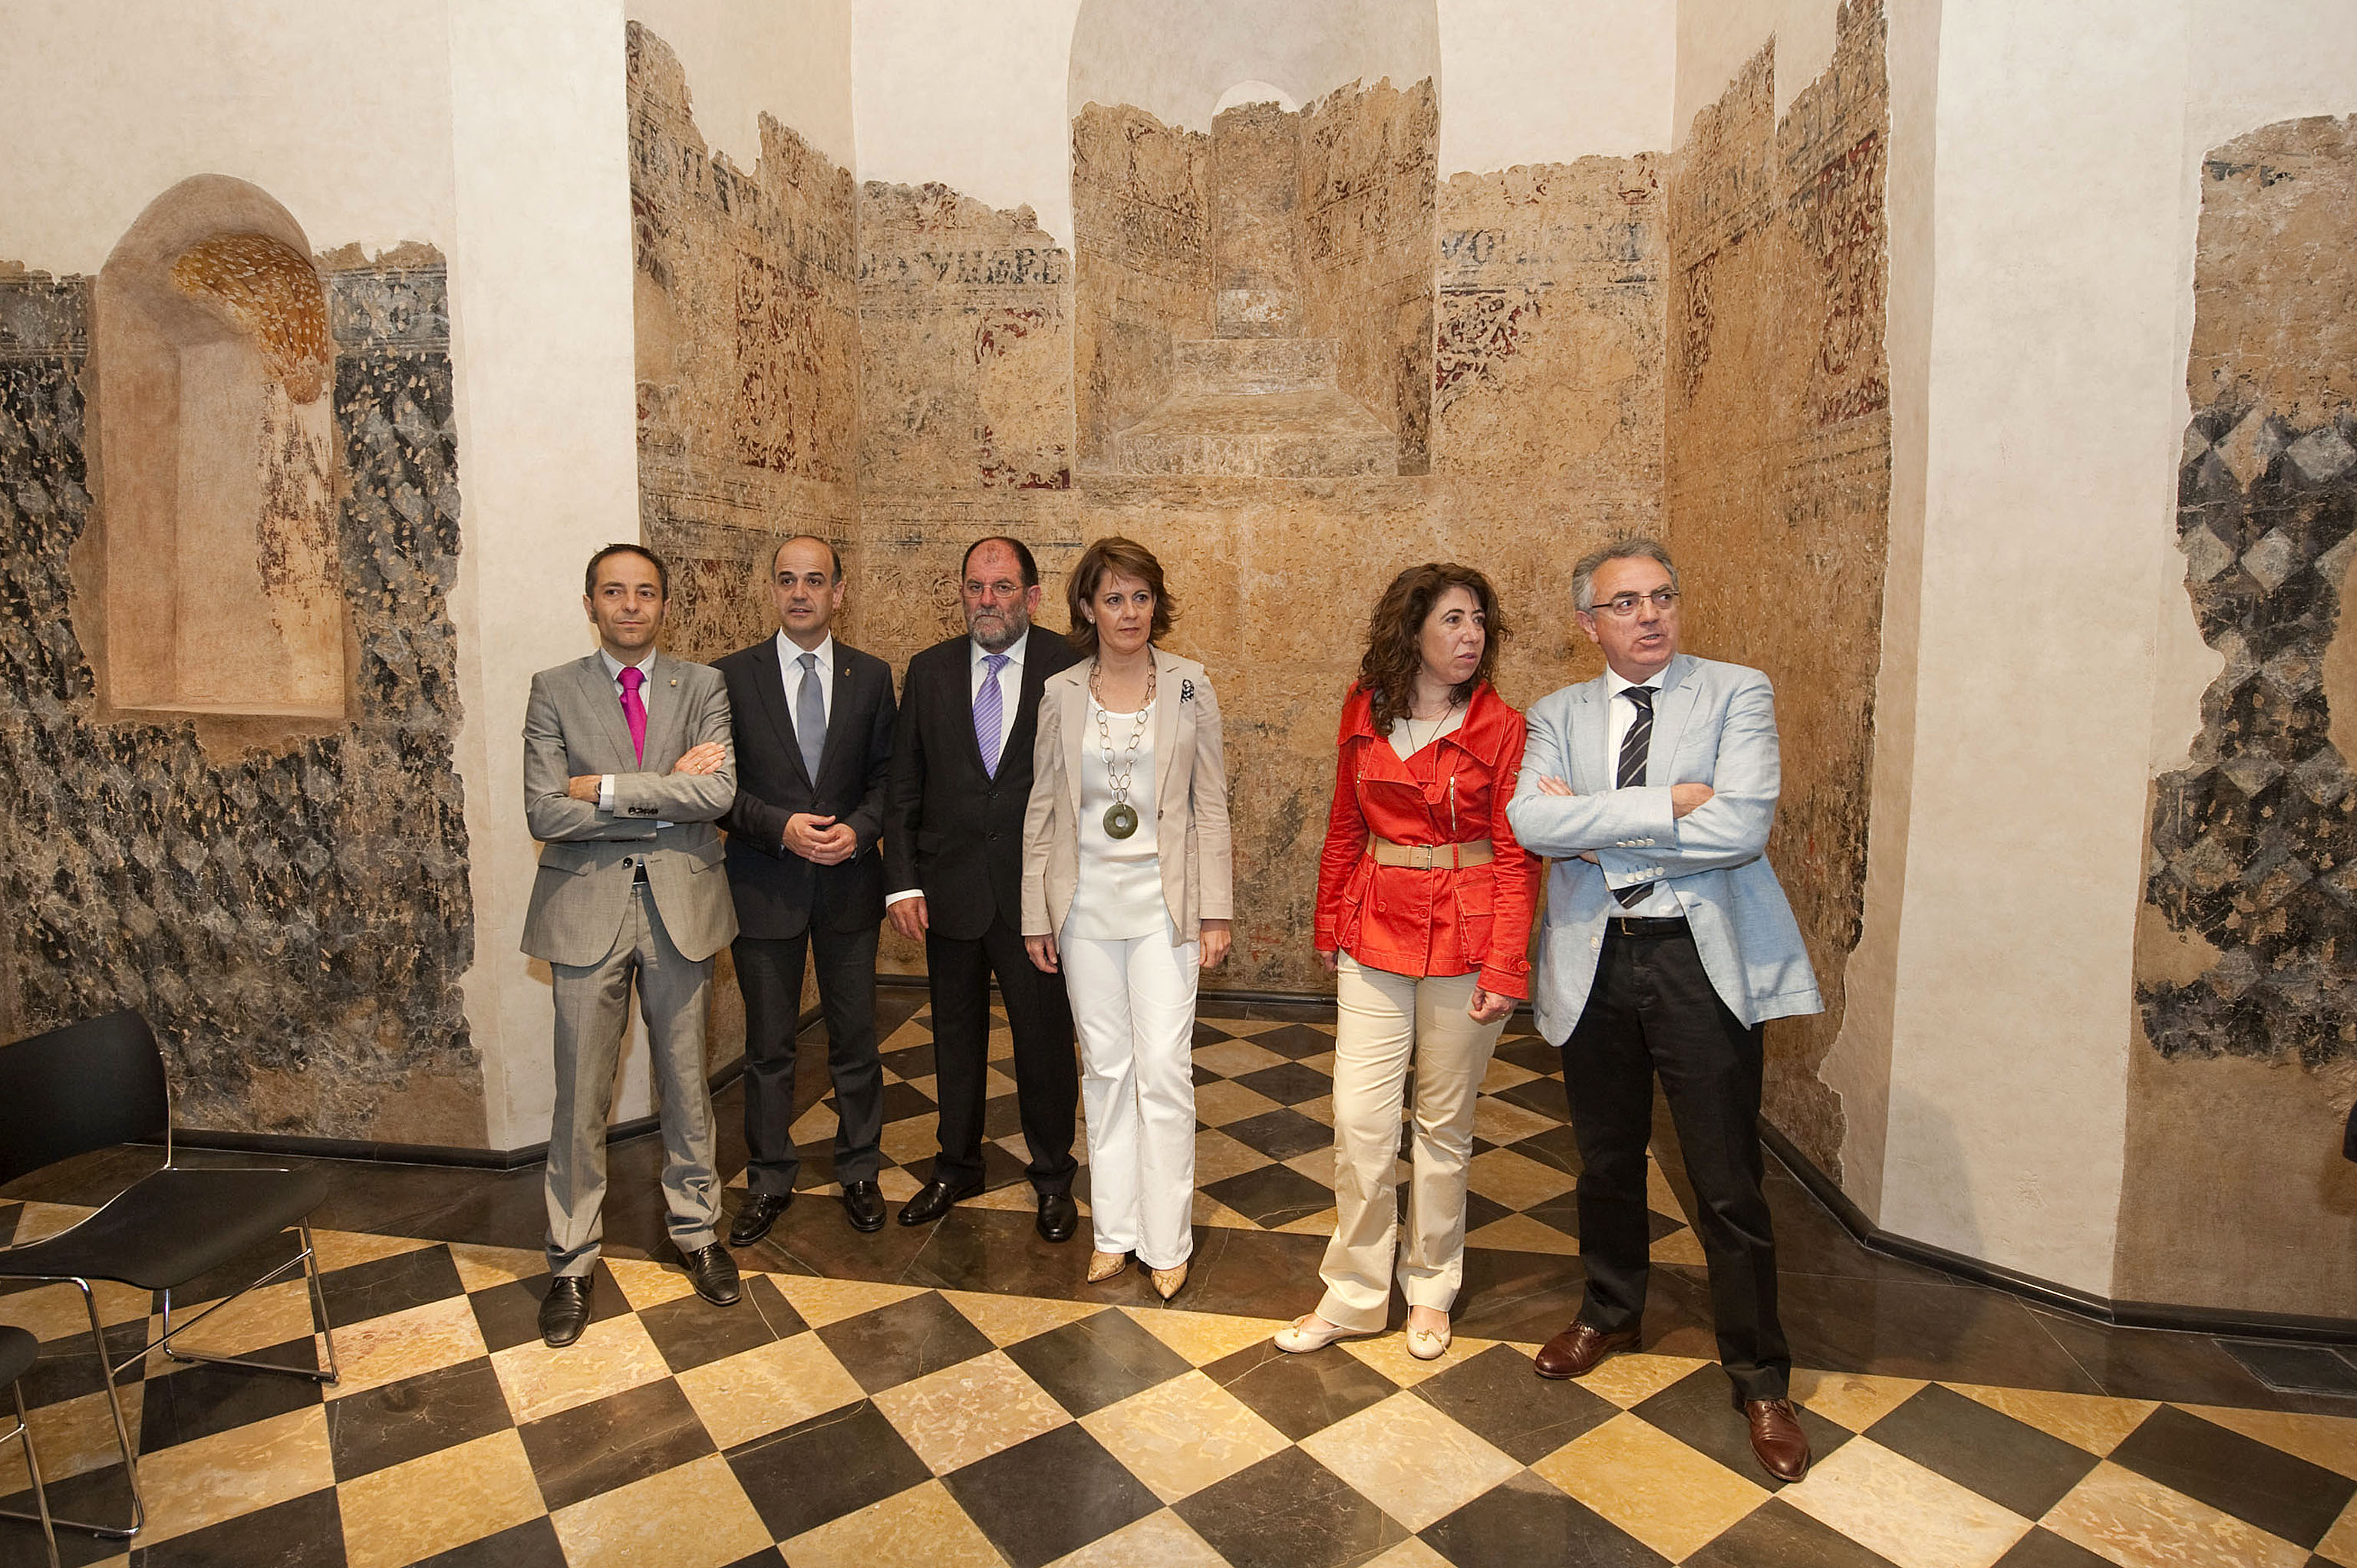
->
[1313,683,1538,997]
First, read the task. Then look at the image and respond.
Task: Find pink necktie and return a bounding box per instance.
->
[618,666,647,764]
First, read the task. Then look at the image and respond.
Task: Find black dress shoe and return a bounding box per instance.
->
[841,1180,886,1234]
[680,1243,741,1306]
[1036,1191,1078,1244]
[898,1177,983,1226]
[538,1274,592,1348]
[728,1191,791,1247]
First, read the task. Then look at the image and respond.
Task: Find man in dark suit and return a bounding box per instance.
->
[715,535,898,1242]
[885,535,1082,1239]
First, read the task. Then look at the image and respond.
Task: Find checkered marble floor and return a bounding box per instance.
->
[2,1003,2354,1567]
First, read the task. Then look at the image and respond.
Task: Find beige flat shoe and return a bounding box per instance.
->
[1406,1322,1452,1360]
[1086,1250,1129,1283]
[1149,1261,1188,1300]
[1273,1313,1364,1353]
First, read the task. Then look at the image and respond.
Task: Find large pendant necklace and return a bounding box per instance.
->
[1092,660,1155,839]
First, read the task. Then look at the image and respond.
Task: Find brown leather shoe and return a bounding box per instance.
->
[1532,1322,1641,1380]
[1745,1398,1811,1481]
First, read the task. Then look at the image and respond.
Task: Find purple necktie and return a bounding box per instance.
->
[618,665,647,765]
[974,653,1009,776]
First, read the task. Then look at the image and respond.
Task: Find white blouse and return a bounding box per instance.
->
[1066,697,1164,941]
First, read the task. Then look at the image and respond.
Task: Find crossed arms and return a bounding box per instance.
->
[523,672,737,843]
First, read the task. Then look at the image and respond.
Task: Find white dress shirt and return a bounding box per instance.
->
[777,630,836,729]
[596,649,663,820]
[1605,664,1679,916]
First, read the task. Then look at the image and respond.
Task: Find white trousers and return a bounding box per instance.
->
[1317,956,1506,1331]
[1063,924,1200,1270]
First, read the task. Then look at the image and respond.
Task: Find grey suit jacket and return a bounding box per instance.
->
[1505,653,1822,1038]
[520,651,740,966]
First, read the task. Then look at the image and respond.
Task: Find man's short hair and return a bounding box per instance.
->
[1571,536,1679,612]
[585,542,668,599]
[774,534,843,582]
[962,535,1040,588]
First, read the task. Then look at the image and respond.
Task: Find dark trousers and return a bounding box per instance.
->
[1561,924,1789,1402]
[926,913,1078,1194]
[734,922,885,1195]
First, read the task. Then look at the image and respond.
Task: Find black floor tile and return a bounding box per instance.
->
[726,1400,930,1543]
[134,1485,343,1568]
[1175,1226,1330,1321]
[1630,1367,1848,1489]
[1176,1446,1409,1568]
[1221,1108,1333,1163]
[877,1042,936,1080]
[740,1273,807,1340]
[0,1460,137,1550]
[1249,1023,1337,1059]
[1201,1164,1330,1227]
[1205,1339,1398,1442]
[902,1208,1118,1299]
[942,1422,1160,1568]
[638,1284,783,1375]
[137,1342,325,1452]
[1232,1062,1335,1105]
[168,1230,309,1309]
[1412,1342,1620,1463]
[517,1375,714,1511]
[20,1320,154,1406]
[1192,1019,1238,1046]
[1779,1275,2105,1392]
[466,1263,630,1355]
[2107,1404,2354,1548]
[814,1290,993,1394]
[325,1356,510,1481]
[1422,1470,1669,1566]
[408,1515,569,1567]
[2027,1308,2308,1408]
[1862,1383,2098,1520]
[1492,1035,1561,1074]
[872,1081,937,1124]
[2218,1337,2357,1397]
[315,1244,464,1327]
[1507,1122,1586,1176]
[1680,1498,1899,1567]
[1000,1307,1192,1417]
[1991,1527,2118,1568]
[1492,1075,1570,1122]
[721,1550,787,1568]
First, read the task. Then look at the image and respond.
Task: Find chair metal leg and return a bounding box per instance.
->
[157,1224,338,1385]
[0,1279,143,1541]
[8,1380,61,1568]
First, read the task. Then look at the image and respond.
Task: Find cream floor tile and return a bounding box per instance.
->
[550,1451,773,1568]
[1533,1411,1768,1561]
[336,1428,544,1568]
[1577,1351,1710,1408]
[488,1311,667,1426]
[943,1289,1103,1345]
[1192,1129,1269,1187]
[1478,1057,1541,1095]
[1779,1435,2032,1568]
[771,1275,922,1328]
[785,1477,1007,1566]
[875,1349,1070,1474]
[1465,1147,1575,1208]
[2042,1460,2311,1568]
[1048,1505,1227,1567]
[603,1257,697,1313]
[966,1183,1050,1215]
[878,1116,940,1165]
[2177,1403,2357,1480]
[1644,1158,1688,1221]
[24,1381,142,1481]
[675,1332,868,1449]
[1189,1192,1260,1229]
[1471,1097,1558,1147]
[1127,1306,1287,1367]
[1193,1080,1284,1127]
[0,1280,151,1341]
[1192,1041,1288,1078]
[323,1293,486,1400]
[1283,1149,1336,1187]
[2317,1491,2357,1566]
[1464,1215,1581,1256]
[10,1204,96,1244]
[1081,1370,1289,1503]
[165,1278,316,1359]
[1199,1016,1293,1038]
[1340,1329,1496,1388]
[1294,1094,1337,1126]
[446,1243,542,1296]
[984,1066,1020,1095]
[879,1015,932,1051]
[1300,1052,1337,1078]
[1648,1227,1709,1266]
[1792,1369,1926,1433]
[1947,1384,2158,1456]
[1274,1207,1340,1237]
[136,1403,333,1543]
[902,1072,941,1102]
[1300,1389,1522,1531]
[1357,1538,1455,1568]
[877,1167,925,1202]
[308,1230,435,1276]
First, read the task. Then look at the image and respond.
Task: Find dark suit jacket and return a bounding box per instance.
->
[885,626,1080,942]
[717,635,897,939]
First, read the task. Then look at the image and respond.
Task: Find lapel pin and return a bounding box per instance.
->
[669,678,678,687]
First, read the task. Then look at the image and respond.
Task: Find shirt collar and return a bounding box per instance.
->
[777,631,836,670]
[971,632,1027,670]
[599,648,656,683]
[1606,664,1666,700]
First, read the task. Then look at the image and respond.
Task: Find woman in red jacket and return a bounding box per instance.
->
[1277,562,1538,1361]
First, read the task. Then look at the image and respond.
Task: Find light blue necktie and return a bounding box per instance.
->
[974,653,1010,776]
[796,651,826,782]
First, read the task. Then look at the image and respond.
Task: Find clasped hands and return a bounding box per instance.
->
[1027,920,1231,974]
[1531,775,1713,860]
[565,740,728,802]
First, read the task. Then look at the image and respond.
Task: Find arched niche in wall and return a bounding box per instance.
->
[92,176,347,720]
[1070,0,1440,476]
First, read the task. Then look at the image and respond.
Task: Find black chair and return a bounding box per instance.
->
[0,1010,339,1541]
[0,1326,59,1568]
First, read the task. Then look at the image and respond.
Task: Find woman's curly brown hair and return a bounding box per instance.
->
[1065,535,1177,658]
[1356,563,1510,735]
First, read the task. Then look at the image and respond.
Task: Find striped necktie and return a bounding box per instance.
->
[974,653,1010,776]
[1612,685,1657,908]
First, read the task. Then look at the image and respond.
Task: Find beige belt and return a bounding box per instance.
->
[1368,835,1494,869]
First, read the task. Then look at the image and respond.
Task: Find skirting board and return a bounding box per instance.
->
[1756,1121,2357,1348]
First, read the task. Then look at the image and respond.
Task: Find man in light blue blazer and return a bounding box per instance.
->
[1505,535,1822,1482]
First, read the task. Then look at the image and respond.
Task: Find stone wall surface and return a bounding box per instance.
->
[0,258,478,1141]
[2118,114,2357,1316]
[1071,101,1212,463]
[1663,0,1893,1175]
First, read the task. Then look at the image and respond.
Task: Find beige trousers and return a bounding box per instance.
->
[1316,956,1508,1331]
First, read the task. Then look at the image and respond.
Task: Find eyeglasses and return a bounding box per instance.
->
[1591,588,1680,618]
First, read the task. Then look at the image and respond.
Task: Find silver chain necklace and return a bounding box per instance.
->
[1403,696,1462,753]
[1090,660,1155,839]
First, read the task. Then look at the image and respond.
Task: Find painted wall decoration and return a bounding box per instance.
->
[1663,0,1893,1175]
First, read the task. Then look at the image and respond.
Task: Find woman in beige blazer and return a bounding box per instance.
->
[1023,536,1231,1298]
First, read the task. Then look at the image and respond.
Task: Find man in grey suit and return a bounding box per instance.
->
[522,542,743,1348]
[1505,536,1823,1481]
